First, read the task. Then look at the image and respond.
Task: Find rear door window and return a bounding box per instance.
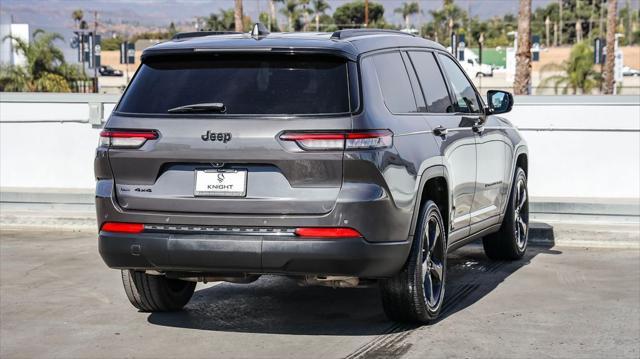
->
[371,51,418,113]
[116,54,351,115]
[408,51,455,113]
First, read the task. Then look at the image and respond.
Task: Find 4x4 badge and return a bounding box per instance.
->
[201,130,232,143]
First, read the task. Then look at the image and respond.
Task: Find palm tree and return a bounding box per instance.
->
[234,0,244,32]
[205,9,235,31]
[280,0,300,32]
[312,0,330,31]
[603,0,617,94]
[0,30,84,92]
[539,41,601,94]
[395,2,420,29]
[72,9,84,29]
[514,0,532,95]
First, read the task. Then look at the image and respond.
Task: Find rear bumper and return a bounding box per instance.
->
[99,231,411,278]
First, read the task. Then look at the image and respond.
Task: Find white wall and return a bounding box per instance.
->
[0,94,639,201]
[503,97,640,199]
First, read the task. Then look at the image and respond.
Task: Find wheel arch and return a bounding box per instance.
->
[409,165,451,242]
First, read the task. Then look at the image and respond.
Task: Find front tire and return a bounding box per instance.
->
[482,167,529,260]
[121,270,196,312]
[380,200,447,323]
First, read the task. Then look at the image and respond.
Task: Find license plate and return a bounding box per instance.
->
[194,170,247,197]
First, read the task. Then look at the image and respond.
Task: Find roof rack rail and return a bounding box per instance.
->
[172,31,243,40]
[330,29,415,40]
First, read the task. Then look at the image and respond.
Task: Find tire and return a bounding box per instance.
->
[482,167,529,260]
[379,200,447,323]
[121,270,196,312]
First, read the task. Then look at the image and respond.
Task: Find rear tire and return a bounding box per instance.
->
[482,167,529,260]
[121,270,196,312]
[379,200,447,323]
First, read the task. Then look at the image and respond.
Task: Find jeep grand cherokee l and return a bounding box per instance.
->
[96,27,529,323]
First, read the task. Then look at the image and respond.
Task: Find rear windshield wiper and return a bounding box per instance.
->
[167,102,226,114]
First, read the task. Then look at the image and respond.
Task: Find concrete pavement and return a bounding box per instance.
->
[0,229,639,358]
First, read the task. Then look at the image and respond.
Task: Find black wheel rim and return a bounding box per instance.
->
[514,177,529,250]
[422,212,445,310]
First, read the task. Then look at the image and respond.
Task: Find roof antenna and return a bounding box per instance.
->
[251,22,270,38]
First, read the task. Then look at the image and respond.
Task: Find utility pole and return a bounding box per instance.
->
[599,0,605,36]
[627,0,633,43]
[364,0,369,27]
[93,10,98,93]
[558,0,563,45]
[545,16,551,47]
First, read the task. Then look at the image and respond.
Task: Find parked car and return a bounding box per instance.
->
[460,56,494,77]
[622,66,640,77]
[98,65,123,77]
[95,27,529,324]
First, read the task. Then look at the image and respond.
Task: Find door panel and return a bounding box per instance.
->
[407,50,477,238]
[472,116,514,223]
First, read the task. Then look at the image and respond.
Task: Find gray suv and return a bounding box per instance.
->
[96,28,529,324]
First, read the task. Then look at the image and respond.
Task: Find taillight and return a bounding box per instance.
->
[294,227,363,238]
[279,130,392,151]
[99,129,158,148]
[101,222,145,233]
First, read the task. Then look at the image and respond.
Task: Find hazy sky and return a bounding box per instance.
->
[2,0,637,62]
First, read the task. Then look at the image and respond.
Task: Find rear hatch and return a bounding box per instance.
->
[103,53,357,215]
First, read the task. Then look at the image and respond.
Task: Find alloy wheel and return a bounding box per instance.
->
[514,177,529,250]
[422,213,445,310]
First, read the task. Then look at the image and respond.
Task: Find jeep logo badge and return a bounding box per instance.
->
[201,130,232,143]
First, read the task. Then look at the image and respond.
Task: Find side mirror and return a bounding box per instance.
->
[486,90,513,115]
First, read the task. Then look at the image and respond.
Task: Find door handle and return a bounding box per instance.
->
[433,126,448,136]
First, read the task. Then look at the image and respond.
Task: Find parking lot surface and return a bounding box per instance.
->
[1,229,639,358]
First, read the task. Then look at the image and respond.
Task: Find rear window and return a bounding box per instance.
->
[116,55,353,115]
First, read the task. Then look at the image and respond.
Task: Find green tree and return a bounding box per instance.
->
[312,0,331,31]
[395,2,420,29]
[539,41,601,94]
[168,22,178,37]
[333,1,387,29]
[72,9,84,29]
[421,0,468,44]
[101,36,123,51]
[203,9,236,31]
[0,30,85,92]
[280,0,301,31]
[259,12,281,32]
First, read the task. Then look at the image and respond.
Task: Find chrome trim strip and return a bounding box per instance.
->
[453,205,497,224]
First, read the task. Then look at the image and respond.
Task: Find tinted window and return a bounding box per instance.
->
[408,51,454,113]
[372,52,417,113]
[437,54,482,113]
[401,52,427,112]
[117,55,351,115]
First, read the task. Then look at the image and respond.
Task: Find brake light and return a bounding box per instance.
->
[294,227,363,238]
[99,129,158,148]
[280,130,392,151]
[101,222,144,233]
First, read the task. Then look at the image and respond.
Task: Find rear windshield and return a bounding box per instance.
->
[116,54,353,116]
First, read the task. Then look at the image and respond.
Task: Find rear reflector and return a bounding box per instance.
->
[294,227,362,238]
[280,130,392,151]
[101,222,144,233]
[99,130,158,148]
